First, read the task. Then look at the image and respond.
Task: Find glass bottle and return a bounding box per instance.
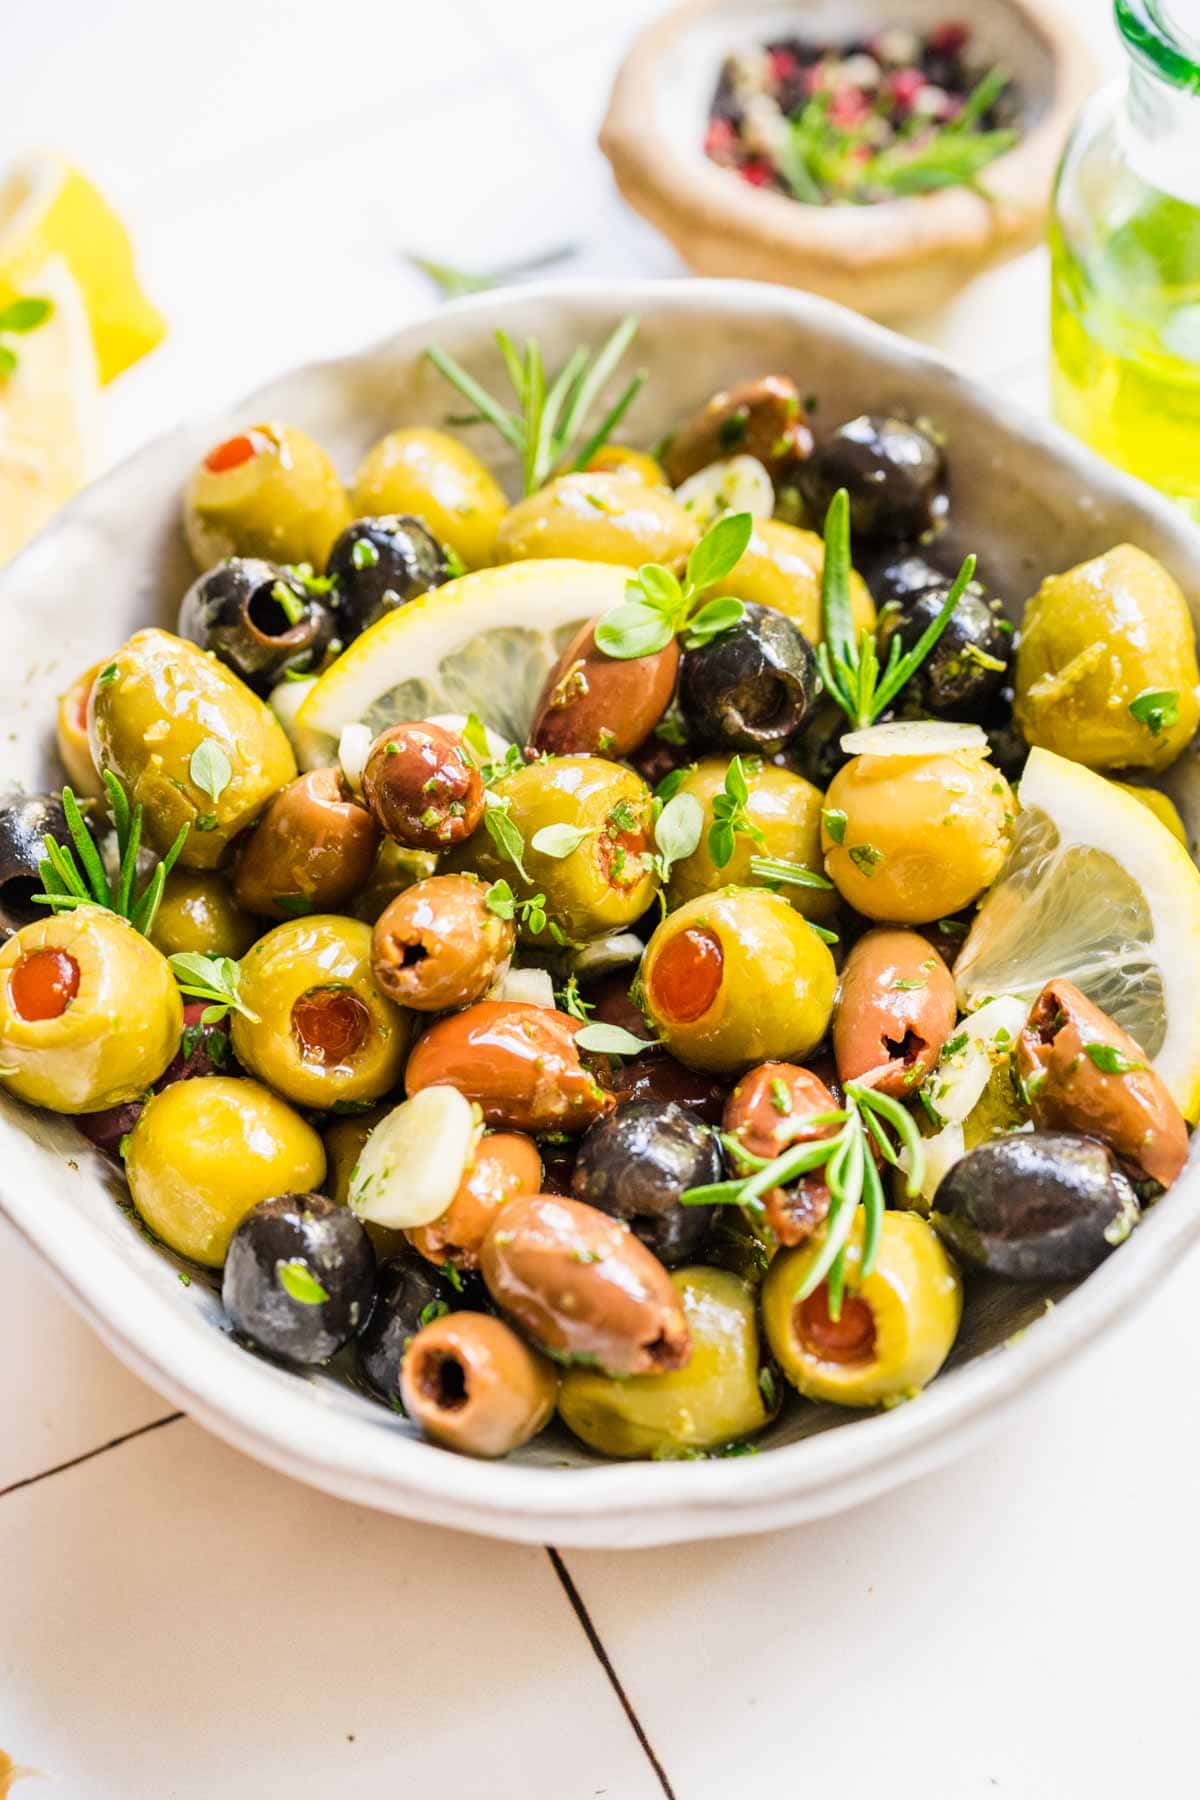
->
[1050,0,1200,518]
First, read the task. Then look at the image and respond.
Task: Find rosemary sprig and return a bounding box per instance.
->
[33,773,188,938]
[816,488,977,730]
[407,242,579,299]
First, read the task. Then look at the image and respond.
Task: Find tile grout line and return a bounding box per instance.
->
[0,1411,184,1502]
[545,1547,677,1800]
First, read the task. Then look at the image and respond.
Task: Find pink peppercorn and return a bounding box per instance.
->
[927,21,968,54]
[887,68,925,111]
[738,158,773,187]
[768,47,800,84]
[829,85,871,128]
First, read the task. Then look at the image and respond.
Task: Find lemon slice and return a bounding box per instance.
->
[0,255,99,564]
[0,155,165,383]
[955,747,1200,1119]
[296,559,630,758]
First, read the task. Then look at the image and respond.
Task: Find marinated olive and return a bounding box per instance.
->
[361,722,484,851]
[233,768,380,919]
[408,1130,543,1269]
[495,472,698,571]
[352,428,506,569]
[642,888,836,1074]
[178,558,334,694]
[481,1194,691,1375]
[184,422,351,571]
[357,1248,462,1400]
[222,1192,375,1364]
[876,581,1013,719]
[325,514,450,643]
[1015,545,1200,771]
[351,838,439,924]
[125,1076,326,1265]
[529,618,679,758]
[678,602,817,754]
[231,915,411,1108]
[665,757,835,922]
[833,930,957,1097]
[763,1211,962,1406]
[446,756,657,942]
[372,873,514,1011]
[662,376,813,485]
[88,628,297,869]
[56,663,106,798]
[400,1312,558,1458]
[1017,979,1187,1187]
[932,1132,1140,1280]
[406,1001,612,1134]
[797,416,945,542]
[722,1060,838,1246]
[583,444,668,486]
[717,520,876,646]
[0,907,182,1113]
[0,790,91,937]
[572,1100,720,1267]
[149,870,258,959]
[558,1266,773,1458]
[822,750,1014,923]
[866,550,948,612]
[601,1046,731,1126]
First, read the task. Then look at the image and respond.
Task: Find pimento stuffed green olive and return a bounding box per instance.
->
[407,1130,542,1269]
[678,602,817,755]
[665,757,835,923]
[352,428,507,569]
[149,870,258,959]
[184,422,351,571]
[572,1099,720,1266]
[722,1060,838,1246]
[178,558,334,694]
[325,514,450,643]
[662,376,812,485]
[0,790,90,937]
[480,1194,691,1375]
[833,930,957,1097]
[55,663,106,798]
[1016,979,1187,1187]
[763,1211,962,1407]
[641,889,837,1073]
[0,907,182,1113]
[372,873,513,1011]
[821,749,1014,923]
[231,915,411,1108]
[495,472,698,571]
[89,628,297,869]
[400,1311,558,1458]
[798,415,945,542]
[361,722,484,851]
[233,768,380,920]
[405,1000,612,1133]
[222,1191,376,1364]
[529,618,679,758]
[558,1266,774,1457]
[125,1075,326,1265]
[357,1249,463,1400]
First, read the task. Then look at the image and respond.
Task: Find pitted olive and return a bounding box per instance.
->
[662,376,813,484]
[371,873,513,1011]
[233,768,380,920]
[678,603,817,755]
[325,514,450,643]
[184,422,351,571]
[400,1312,558,1457]
[361,721,484,851]
[178,558,335,693]
[572,1100,720,1266]
[833,930,957,1097]
[529,618,679,758]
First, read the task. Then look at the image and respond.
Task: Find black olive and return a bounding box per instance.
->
[865,549,949,611]
[982,687,1028,783]
[222,1192,375,1364]
[877,580,1013,719]
[678,602,817,754]
[178,558,335,693]
[326,515,449,644]
[931,1132,1140,1281]
[572,1099,721,1266]
[798,415,945,542]
[356,1250,465,1401]
[0,790,91,938]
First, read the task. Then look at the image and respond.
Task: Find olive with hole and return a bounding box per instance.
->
[529,617,680,758]
[149,870,258,959]
[222,1191,376,1364]
[678,602,817,755]
[495,471,698,571]
[361,722,484,851]
[662,375,813,484]
[357,1249,463,1402]
[233,768,380,920]
[797,415,945,542]
[372,873,514,1011]
[833,929,957,1097]
[326,514,450,643]
[877,580,1013,720]
[56,663,107,798]
[352,428,507,570]
[0,790,95,938]
[664,757,835,922]
[178,558,335,694]
[572,1100,720,1266]
[184,422,351,571]
[400,1311,558,1457]
[405,1000,613,1134]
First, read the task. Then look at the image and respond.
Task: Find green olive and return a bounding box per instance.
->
[350,838,439,924]
[495,473,698,570]
[641,887,836,1073]
[445,756,658,942]
[719,519,875,644]
[126,1075,325,1265]
[149,870,258,959]
[0,905,182,1113]
[184,422,351,571]
[88,629,297,870]
[821,750,1014,923]
[352,427,506,569]
[762,1211,962,1407]
[231,914,411,1107]
[558,1266,773,1458]
[666,757,836,923]
[1015,544,1200,771]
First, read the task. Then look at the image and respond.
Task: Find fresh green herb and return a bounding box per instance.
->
[0,294,54,378]
[821,807,847,845]
[531,822,593,859]
[178,1270,192,1287]
[1128,690,1180,737]
[557,973,594,1022]
[418,1298,450,1327]
[574,1021,655,1057]
[444,545,468,578]
[98,662,119,686]
[863,129,1017,198]
[758,1366,778,1411]
[770,1077,791,1115]
[351,538,380,571]
[848,842,883,874]
[594,511,753,661]
[189,740,232,805]
[271,579,306,627]
[484,879,516,919]
[1083,1042,1147,1075]
[408,242,579,300]
[652,767,692,810]
[167,953,259,1025]
[963,643,1007,673]
[194,814,218,833]
[649,790,704,884]
[607,799,637,835]
[892,978,926,991]
[482,793,529,881]
[277,1259,330,1305]
[806,920,840,945]
[118,1133,133,1162]
[707,755,765,869]
[748,854,833,892]
[32,773,188,937]
[653,710,688,746]
[441,1261,465,1294]
[481,877,548,935]
[281,562,336,597]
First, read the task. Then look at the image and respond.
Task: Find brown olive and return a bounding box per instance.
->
[233,767,380,920]
[480,1194,691,1375]
[362,722,484,850]
[372,873,514,1012]
[834,930,957,1098]
[529,618,679,757]
[1017,979,1188,1187]
[400,1312,558,1458]
[405,1000,614,1134]
[407,1130,542,1269]
[723,1061,838,1245]
[663,376,813,485]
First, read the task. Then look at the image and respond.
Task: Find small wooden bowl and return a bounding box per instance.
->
[600,0,1097,317]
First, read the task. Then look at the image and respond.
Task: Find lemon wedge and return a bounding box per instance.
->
[955,747,1200,1119]
[0,155,165,382]
[0,255,99,564]
[296,559,630,761]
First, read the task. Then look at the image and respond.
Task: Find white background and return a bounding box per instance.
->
[3,4,1197,1797]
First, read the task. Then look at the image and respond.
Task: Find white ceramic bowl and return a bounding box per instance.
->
[3,279,1200,1548]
